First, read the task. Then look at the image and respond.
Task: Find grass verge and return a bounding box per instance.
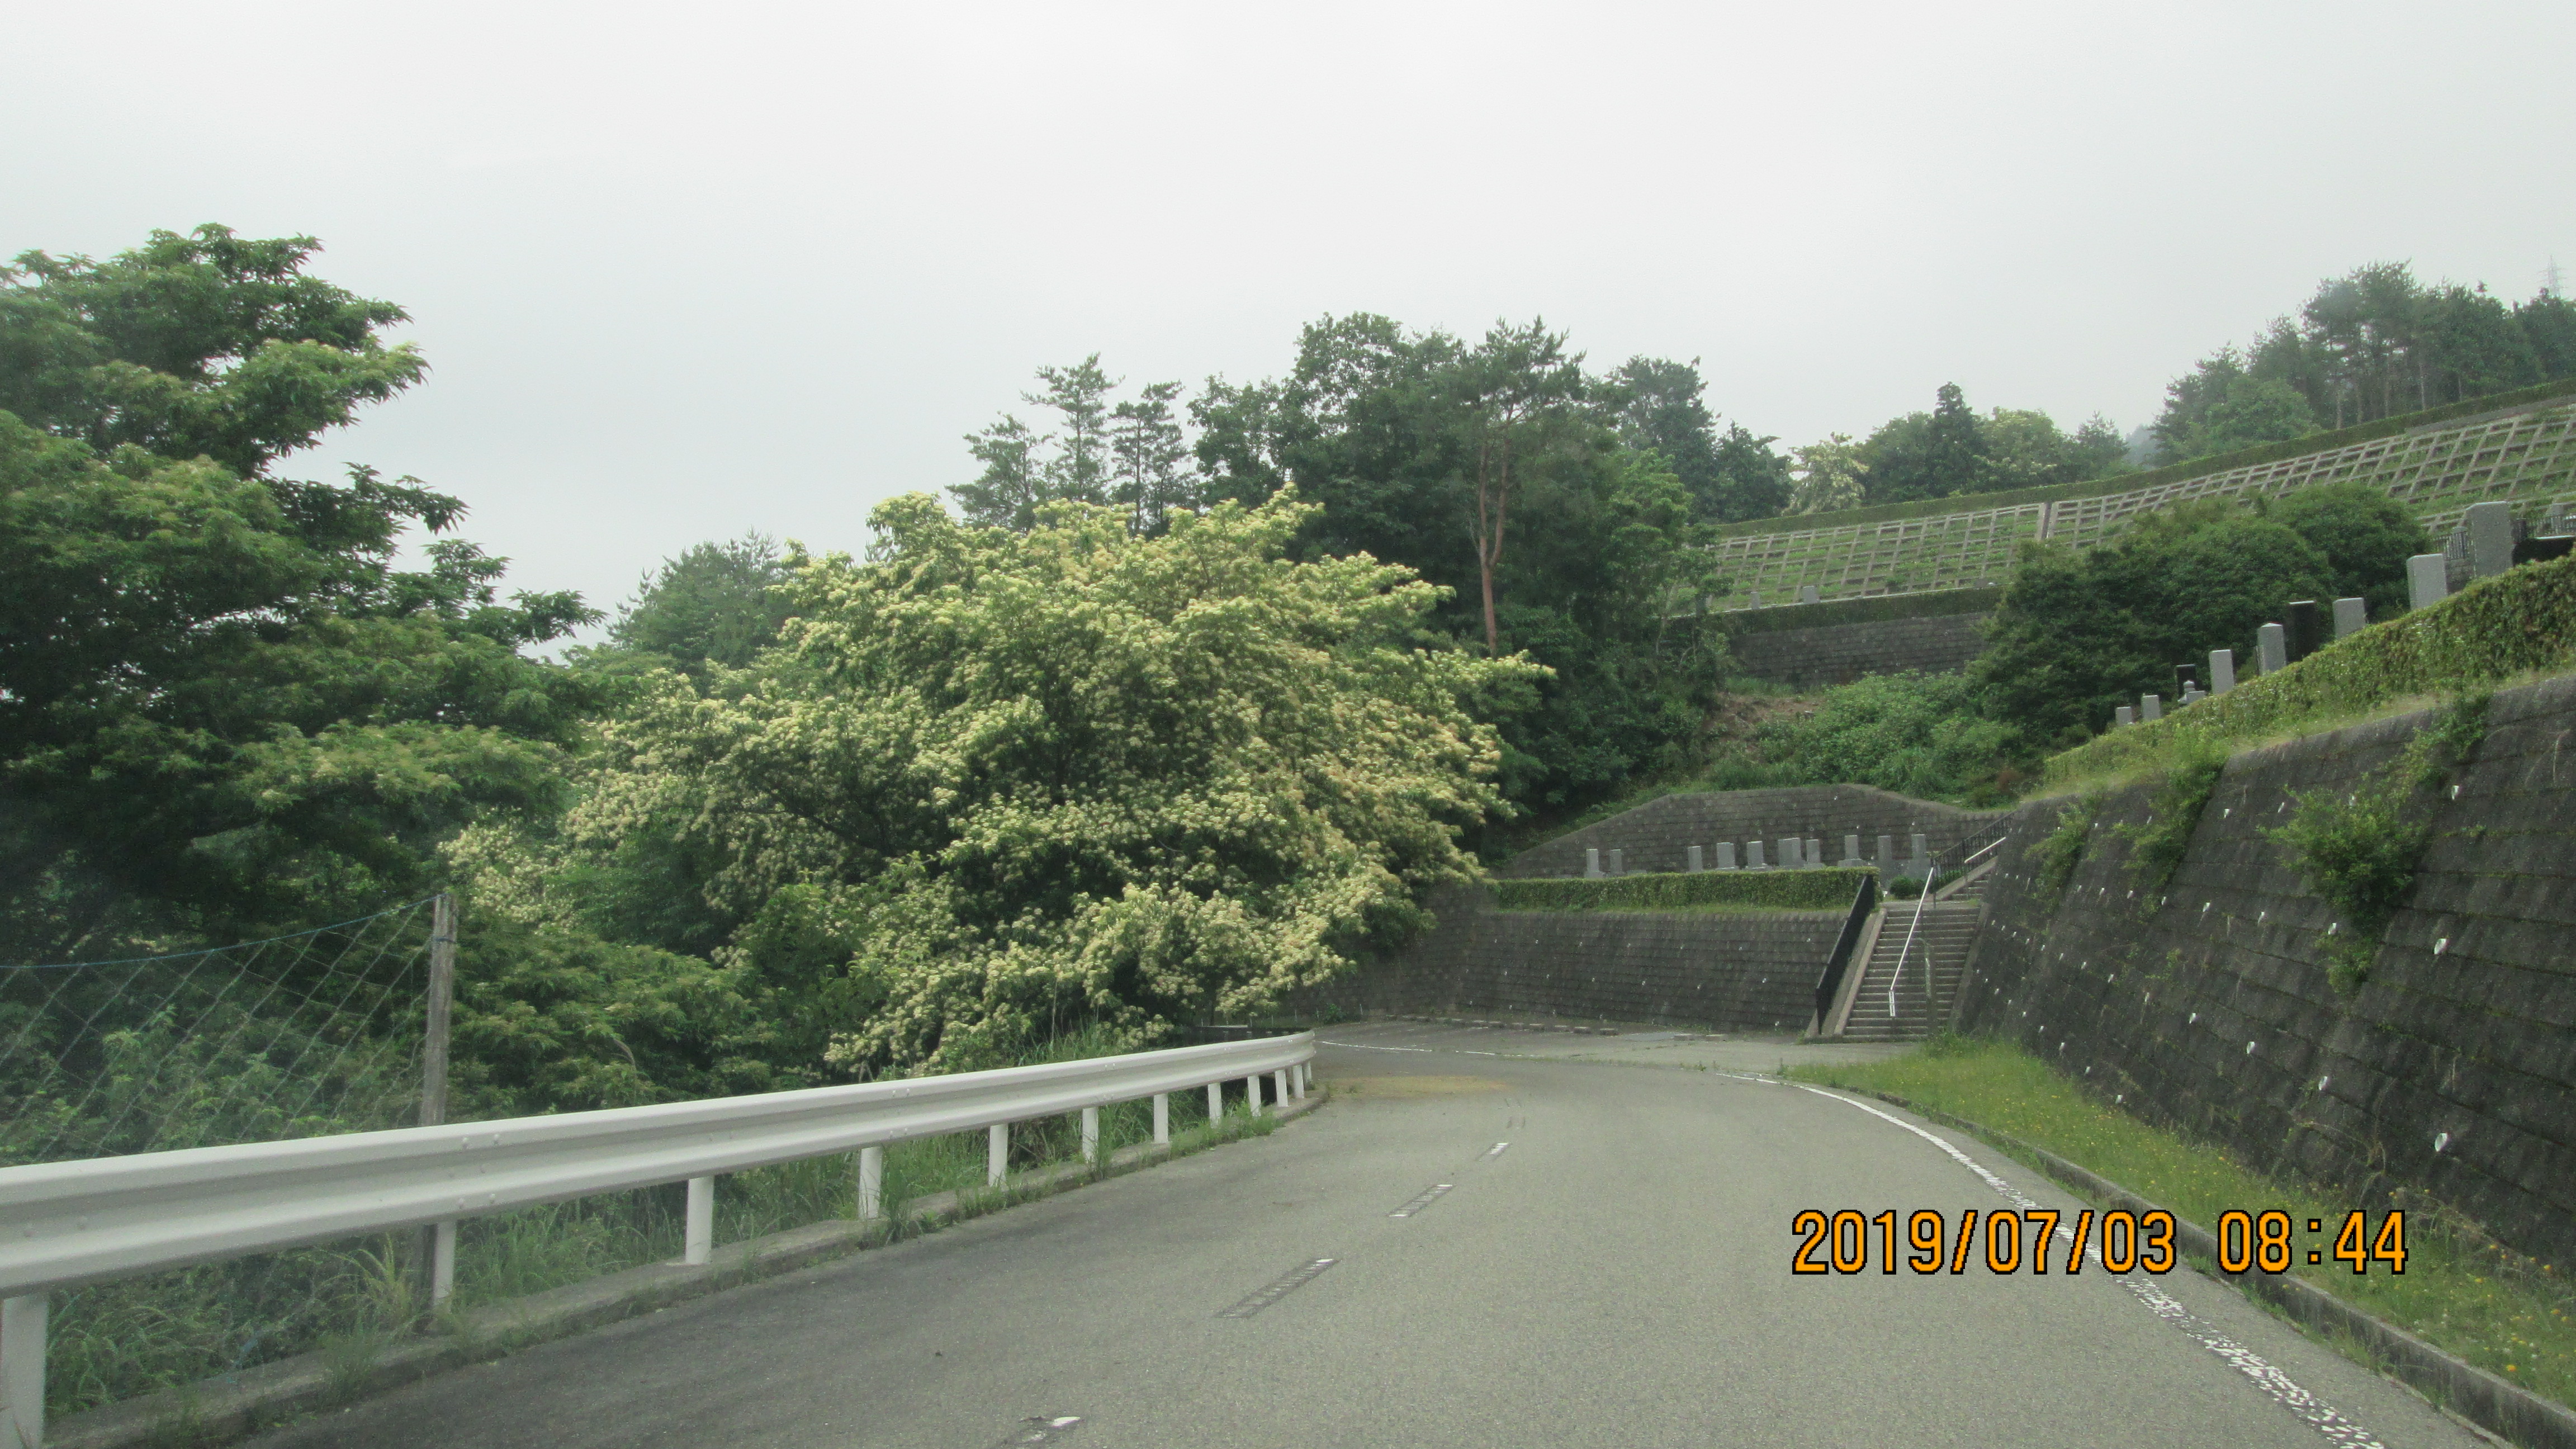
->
[1786,1038,2576,1412]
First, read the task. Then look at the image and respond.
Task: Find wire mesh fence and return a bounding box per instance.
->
[0,898,441,1167]
[1,898,448,1421]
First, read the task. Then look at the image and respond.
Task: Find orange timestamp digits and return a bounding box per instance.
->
[1791,1207,2176,1275]
[1792,1208,2407,1276]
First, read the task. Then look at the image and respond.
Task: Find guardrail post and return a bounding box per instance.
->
[1152,1093,1169,1145]
[858,1147,884,1222]
[1292,1064,1306,1099]
[2,1293,42,1449]
[1080,1107,1100,1164]
[1272,1068,1289,1107]
[683,1177,714,1266]
[988,1123,1008,1187]
[1206,1081,1221,1123]
[1244,1074,1262,1116]
[430,1221,457,1306]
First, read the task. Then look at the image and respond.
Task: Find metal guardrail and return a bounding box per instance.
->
[0,1033,1316,1447]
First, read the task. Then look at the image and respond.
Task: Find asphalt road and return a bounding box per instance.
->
[251,1021,2488,1449]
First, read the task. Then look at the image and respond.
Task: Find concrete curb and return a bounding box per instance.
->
[1850,1088,2576,1449]
[45,1091,1328,1449]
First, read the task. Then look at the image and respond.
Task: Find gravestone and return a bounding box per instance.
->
[2140,693,2162,722]
[1686,845,1704,872]
[2466,501,2513,579]
[1806,837,1822,869]
[1584,847,1601,879]
[2116,705,2134,727]
[1798,584,1821,604]
[2172,664,2199,698]
[2407,553,2448,610]
[1716,842,1737,870]
[1746,840,1766,869]
[2332,597,2367,638]
[2257,623,2288,675]
[2209,648,2236,694]
[1843,834,1863,866]
[1607,849,1623,876]
[2283,600,2323,661]
[1777,837,1801,869]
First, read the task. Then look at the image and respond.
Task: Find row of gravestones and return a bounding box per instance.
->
[2108,500,2576,730]
[1581,833,1934,881]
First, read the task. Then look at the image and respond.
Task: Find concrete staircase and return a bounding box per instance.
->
[1836,899,1981,1041]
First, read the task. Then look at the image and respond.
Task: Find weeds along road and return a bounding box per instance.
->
[250,1022,2485,1449]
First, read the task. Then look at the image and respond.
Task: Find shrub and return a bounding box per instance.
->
[1755,670,2027,806]
[2026,790,2104,897]
[2262,694,2490,992]
[2114,734,2227,898]
[1495,868,1870,912]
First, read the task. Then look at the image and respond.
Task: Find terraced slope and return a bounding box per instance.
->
[1704,385,2576,612]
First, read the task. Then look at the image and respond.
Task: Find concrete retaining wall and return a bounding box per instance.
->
[1294,886,1836,1032]
[1500,784,2006,879]
[1726,612,1992,687]
[1956,671,2576,1266]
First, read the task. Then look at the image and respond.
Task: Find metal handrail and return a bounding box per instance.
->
[1809,873,1879,1030]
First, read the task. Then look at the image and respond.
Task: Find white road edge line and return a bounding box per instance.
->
[1792,1085,2388,1449]
[1319,1040,1434,1053]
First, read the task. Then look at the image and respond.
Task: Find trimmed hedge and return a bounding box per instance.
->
[2042,554,2576,785]
[1707,376,2576,539]
[1495,868,1871,912]
[1717,586,2001,634]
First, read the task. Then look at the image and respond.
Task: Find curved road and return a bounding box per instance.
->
[252,1022,2487,1448]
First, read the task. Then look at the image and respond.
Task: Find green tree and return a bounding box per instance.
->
[2150,349,2319,463]
[1708,420,1794,520]
[596,533,795,686]
[1859,383,1988,504]
[1607,356,1724,516]
[1031,355,1116,504]
[0,225,426,477]
[2516,291,2576,380]
[546,492,1536,1073]
[1978,499,2333,743]
[2417,284,2540,403]
[1109,379,1193,536]
[1453,321,1589,654]
[0,228,598,958]
[955,415,1048,531]
[2262,482,2426,617]
[1787,433,1868,514]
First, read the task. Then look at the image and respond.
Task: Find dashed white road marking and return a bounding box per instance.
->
[1388,1183,1456,1218]
[1482,1142,1511,1159]
[1793,1085,2387,1449]
[1217,1259,1338,1319]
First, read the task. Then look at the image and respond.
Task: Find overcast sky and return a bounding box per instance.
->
[10,1,2571,628]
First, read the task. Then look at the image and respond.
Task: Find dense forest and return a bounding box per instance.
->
[2,226,2562,1101]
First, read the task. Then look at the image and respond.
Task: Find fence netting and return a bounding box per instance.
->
[0,900,438,1419]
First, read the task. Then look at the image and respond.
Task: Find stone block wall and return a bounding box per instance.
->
[1726,612,1992,687]
[1499,784,2007,879]
[1955,673,2576,1265]
[1290,886,1839,1033]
